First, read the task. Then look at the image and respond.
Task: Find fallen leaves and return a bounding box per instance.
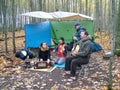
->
[91,73,97,78]
[0,31,120,89]
[51,84,59,90]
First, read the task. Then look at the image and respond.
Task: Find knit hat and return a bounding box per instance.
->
[74,22,80,27]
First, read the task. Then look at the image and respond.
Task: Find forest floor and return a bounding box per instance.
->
[0,30,120,90]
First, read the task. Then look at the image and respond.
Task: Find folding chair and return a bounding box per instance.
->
[78,63,89,78]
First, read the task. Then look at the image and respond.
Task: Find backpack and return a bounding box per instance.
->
[92,42,102,52]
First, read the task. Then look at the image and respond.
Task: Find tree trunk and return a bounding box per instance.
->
[72,0,74,12]
[99,0,103,29]
[94,0,100,31]
[0,0,2,32]
[38,0,42,11]
[2,0,8,55]
[47,0,50,12]
[75,0,77,12]
[99,0,103,44]
[79,0,82,13]
[88,0,92,16]
[85,0,88,15]
[115,0,120,53]
[12,0,16,53]
[63,0,65,11]
[66,0,69,12]
[43,0,46,11]
[55,0,59,11]
[29,0,35,23]
[108,0,115,89]
[103,0,107,29]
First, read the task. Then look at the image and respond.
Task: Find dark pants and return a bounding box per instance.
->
[65,56,89,76]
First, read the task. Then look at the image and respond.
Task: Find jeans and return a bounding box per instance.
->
[54,57,66,64]
[65,56,89,76]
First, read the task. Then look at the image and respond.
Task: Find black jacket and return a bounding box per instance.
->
[38,48,50,61]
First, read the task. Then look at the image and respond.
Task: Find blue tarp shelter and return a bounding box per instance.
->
[24,21,51,49]
[22,11,94,49]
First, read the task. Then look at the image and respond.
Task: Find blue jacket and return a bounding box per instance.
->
[75,27,86,41]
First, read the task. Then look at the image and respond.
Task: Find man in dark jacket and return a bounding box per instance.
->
[64,30,92,80]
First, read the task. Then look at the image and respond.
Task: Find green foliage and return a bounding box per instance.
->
[107,87,112,90]
[115,49,120,56]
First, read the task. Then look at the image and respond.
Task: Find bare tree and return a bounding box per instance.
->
[2,0,8,55]
[79,0,83,13]
[115,0,120,55]
[12,0,16,53]
[108,0,116,89]
[85,0,88,15]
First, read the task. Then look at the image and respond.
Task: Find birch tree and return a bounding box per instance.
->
[108,0,115,89]
[12,0,16,53]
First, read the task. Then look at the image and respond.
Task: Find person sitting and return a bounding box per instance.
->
[64,30,92,80]
[38,42,51,65]
[53,37,68,65]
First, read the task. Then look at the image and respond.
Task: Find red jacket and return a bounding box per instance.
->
[57,44,67,57]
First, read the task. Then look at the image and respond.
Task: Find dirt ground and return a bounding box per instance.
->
[0,30,120,90]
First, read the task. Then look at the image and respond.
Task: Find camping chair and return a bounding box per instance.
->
[78,55,92,78]
[78,63,89,78]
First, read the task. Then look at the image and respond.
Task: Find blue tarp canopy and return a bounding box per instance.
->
[24,21,51,49]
